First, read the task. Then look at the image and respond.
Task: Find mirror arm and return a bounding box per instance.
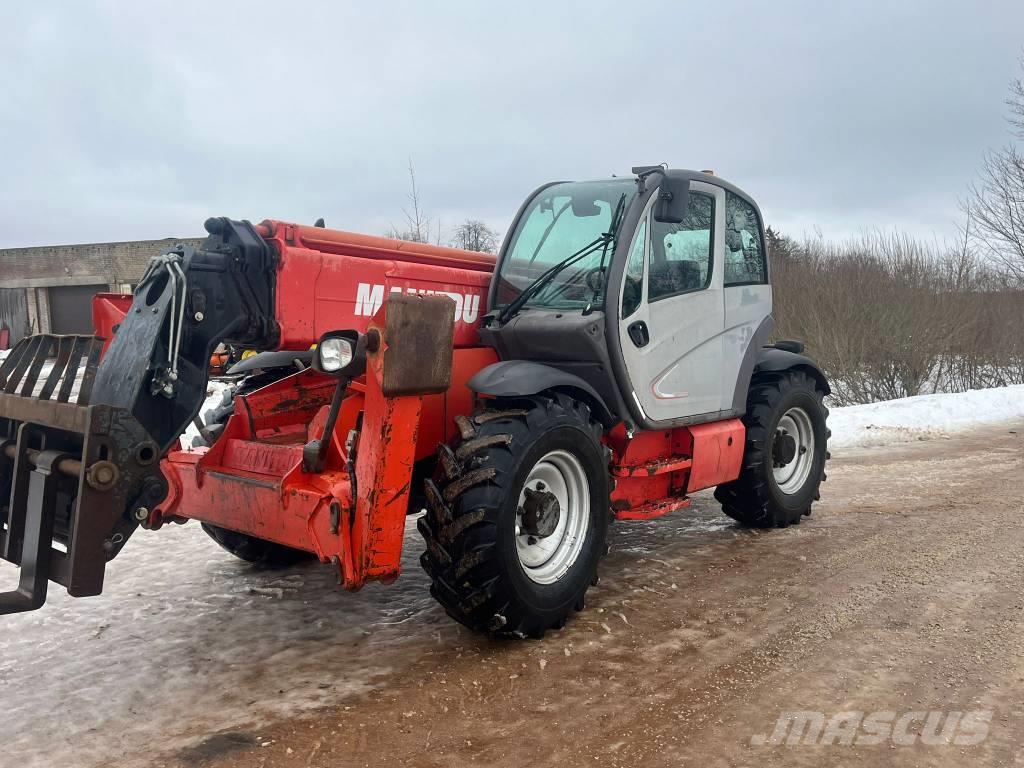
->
[302,375,350,474]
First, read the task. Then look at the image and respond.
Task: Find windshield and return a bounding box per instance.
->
[495,179,637,310]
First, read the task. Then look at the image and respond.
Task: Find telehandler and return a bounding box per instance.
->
[0,168,829,637]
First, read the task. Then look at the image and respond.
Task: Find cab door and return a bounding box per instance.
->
[617,181,727,423]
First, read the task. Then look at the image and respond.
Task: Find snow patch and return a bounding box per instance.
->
[829,384,1024,451]
[180,379,233,448]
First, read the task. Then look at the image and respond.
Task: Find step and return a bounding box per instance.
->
[611,455,692,478]
[614,496,692,521]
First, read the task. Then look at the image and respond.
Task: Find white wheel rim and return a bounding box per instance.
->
[772,407,815,495]
[515,449,591,585]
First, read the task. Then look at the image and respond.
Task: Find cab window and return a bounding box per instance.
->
[725,191,767,285]
[648,192,714,301]
[495,179,636,309]
[621,218,646,317]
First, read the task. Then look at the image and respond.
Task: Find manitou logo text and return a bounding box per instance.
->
[354,283,481,324]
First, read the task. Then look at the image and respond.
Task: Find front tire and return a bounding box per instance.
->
[715,370,829,527]
[201,522,315,568]
[419,394,609,637]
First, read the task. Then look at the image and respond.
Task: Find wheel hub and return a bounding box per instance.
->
[515,450,591,584]
[771,407,816,495]
[772,429,797,467]
[520,483,560,538]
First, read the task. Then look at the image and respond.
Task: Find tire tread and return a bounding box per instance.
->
[420,393,607,637]
[715,370,829,528]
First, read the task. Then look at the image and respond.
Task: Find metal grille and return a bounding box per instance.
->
[0,334,102,405]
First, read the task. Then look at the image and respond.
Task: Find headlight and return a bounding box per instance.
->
[313,330,366,378]
[318,337,354,372]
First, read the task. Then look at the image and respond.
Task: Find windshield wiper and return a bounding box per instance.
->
[582,193,627,315]
[497,234,610,324]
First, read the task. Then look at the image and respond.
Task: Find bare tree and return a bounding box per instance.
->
[1009,54,1024,138]
[765,225,801,264]
[769,60,1024,404]
[450,219,499,253]
[388,160,435,244]
[964,57,1024,284]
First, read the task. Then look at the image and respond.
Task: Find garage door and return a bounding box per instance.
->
[49,284,108,335]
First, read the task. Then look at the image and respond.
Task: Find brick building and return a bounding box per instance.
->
[0,236,202,347]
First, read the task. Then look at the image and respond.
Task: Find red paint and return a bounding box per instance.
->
[259,220,492,349]
[139,221,749,588]
[686,419,746,493]
[606,419,746,520]
[608,427,691,520]
[90,293,132,354]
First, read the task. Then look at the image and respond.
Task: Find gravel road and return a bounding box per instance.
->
[4,424,1023,768]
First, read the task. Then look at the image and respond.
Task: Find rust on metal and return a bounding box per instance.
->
[0,334,102,407]
[2,442,83,478]
[0,393,90,434]
[378,293,456,397]
[614,496,692,521]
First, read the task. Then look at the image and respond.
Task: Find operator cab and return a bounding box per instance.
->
[480,169,773,431]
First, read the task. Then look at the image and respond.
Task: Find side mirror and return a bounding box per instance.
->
[313,330,367,377]
[653,177,690,224]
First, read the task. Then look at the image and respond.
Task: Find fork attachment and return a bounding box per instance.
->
[0,336,165,613]
[0,217,279,613]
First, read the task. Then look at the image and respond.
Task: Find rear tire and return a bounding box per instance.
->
[419,393,609,638]
[715,370,829,527]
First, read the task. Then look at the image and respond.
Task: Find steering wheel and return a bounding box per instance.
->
[544,266,606,303]
[583,266,606,294]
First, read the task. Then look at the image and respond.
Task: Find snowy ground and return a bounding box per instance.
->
[1,516,460,768]
[0,510,734,768]
[1,374,1023,767]
[829,384,1024,450]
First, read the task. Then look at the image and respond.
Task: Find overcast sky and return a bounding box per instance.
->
[2,1,1022,250]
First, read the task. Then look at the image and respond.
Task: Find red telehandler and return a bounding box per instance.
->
[0,168,829,637]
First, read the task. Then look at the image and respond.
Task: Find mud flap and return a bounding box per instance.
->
[0,335,167,614]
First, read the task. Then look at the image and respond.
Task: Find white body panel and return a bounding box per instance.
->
[722,283,772,399]
[617,181,728,422]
